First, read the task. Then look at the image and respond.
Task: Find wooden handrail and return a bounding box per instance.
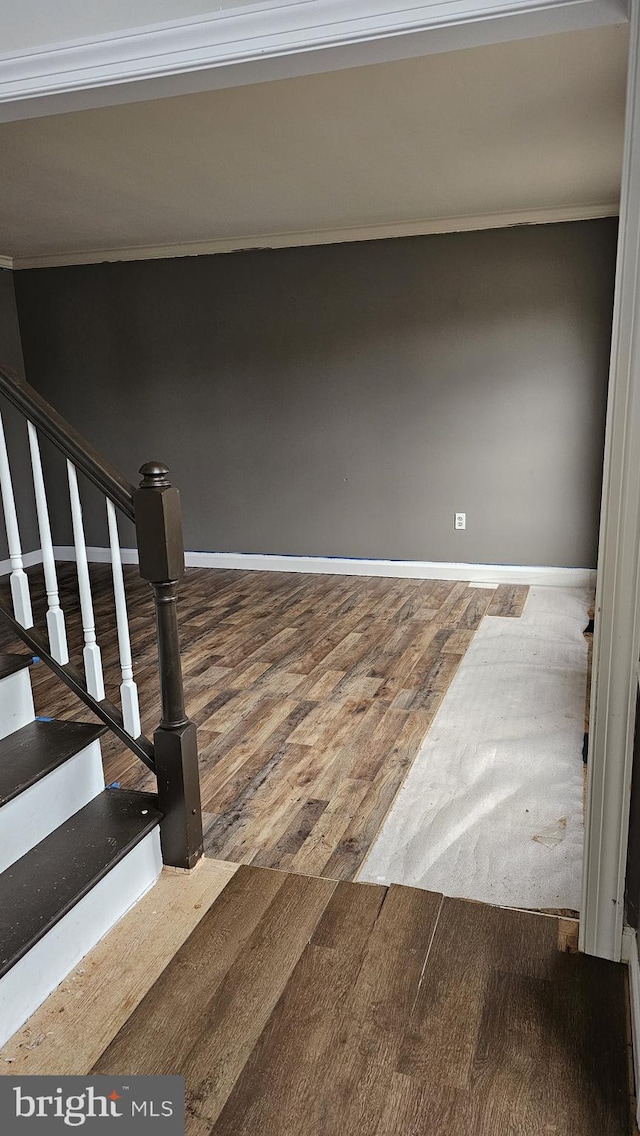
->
[0,368,135,521]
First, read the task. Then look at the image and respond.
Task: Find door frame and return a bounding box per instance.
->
[581,0,640,960]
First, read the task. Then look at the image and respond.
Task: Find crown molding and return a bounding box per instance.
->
[0,0,629,122]
[9,202,619,270]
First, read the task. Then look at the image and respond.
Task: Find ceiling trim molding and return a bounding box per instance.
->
[10,202,619,270]
[0,0,629,122]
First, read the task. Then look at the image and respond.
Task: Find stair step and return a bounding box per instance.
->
[0,789,162,980]
[0,654,33,682]
[0,719,106,806]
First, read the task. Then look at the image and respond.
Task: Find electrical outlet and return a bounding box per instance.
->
[454,512,466,530]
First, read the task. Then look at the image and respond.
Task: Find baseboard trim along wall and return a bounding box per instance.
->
[36,547,596,588]
[0,548,43,576]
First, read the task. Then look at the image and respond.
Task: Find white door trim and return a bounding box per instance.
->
[0,0,628,122]
[580,0,640,961]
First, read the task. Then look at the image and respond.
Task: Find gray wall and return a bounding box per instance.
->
[13,219,617,567]
[0,269,39,557]
[0,268,24,379]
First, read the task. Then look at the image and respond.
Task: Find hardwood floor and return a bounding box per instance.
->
[0,563,528,879]
[0,567,621,1132]
[88,864,630,1136]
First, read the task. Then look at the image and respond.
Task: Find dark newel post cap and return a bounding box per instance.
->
[139,461,171,489]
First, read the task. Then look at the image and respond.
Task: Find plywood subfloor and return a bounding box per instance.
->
[2,564,528,880]
[37,863,628,1136]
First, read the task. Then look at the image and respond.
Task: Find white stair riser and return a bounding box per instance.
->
[0,668,34,741]
[0,827,162,1049]
[0,740,105,874]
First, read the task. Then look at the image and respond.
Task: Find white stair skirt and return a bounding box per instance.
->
[0,828,162,1049]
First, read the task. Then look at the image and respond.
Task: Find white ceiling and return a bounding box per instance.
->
[0,23,628,267]
[0,0,262,55]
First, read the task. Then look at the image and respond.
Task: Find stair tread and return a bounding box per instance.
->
[0,654,33,682]
[0,789,161,979]
[0,719,107,806]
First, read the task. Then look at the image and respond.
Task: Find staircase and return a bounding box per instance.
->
[0,369,203,1048]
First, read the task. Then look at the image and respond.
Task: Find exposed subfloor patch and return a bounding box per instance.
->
[359,585,589,911]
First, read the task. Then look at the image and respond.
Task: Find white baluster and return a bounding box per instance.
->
[106,498,141,737]
[0,410,32,628]
[67,461,105,700]
[27,421,68,664]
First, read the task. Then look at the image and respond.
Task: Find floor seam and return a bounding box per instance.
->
[409,892,446,1018]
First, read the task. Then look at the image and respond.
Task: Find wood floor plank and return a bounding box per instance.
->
[4,564,499,879]
[162,872,336,1134]
[285,698,344,746]
[251,798,329,868]
[202,741,318,859]
[32,860,627,1136]
[398,898,559,1086]
[211,881,390,1136]
[456,587,494,629]
[93,870,336,1132]
[324,713,433,879]
[201,699,317,813]
[487,584,530,618]
[288,779,371,875]
[349,704,417,782]
[212,881,441,1136]
[397,896,630,1135]
[312,884,444,1135]
[371,1074,471,1136]
[219,743,331,864]
[541,951,631,1135]
[92,864,286,1076]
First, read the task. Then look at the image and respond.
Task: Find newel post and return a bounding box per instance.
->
[133,461,203,869]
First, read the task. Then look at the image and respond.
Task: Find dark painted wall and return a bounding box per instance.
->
[14,220,617,565]
[0,268,24,379]
[0,269,39,557]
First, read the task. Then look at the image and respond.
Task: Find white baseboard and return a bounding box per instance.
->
[623,926,640,1127]
[180,551,597,587]
[53,545,139,565]
[0,548,43,577]
[50,546,596,588]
